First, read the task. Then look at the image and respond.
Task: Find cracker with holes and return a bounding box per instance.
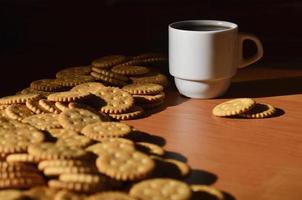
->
[93,87,134,114]
[58,108,102,132]
[82,121,131,141]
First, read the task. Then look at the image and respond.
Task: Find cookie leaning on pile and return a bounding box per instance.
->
[212,98,277,118]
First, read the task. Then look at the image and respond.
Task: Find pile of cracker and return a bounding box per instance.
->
[212,98,277,118]
[2,54,169,121]
[0,54,226,199]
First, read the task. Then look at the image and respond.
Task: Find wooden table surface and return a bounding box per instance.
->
[126,60,302,200]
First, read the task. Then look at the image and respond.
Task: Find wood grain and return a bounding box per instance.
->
[126,67,302,200]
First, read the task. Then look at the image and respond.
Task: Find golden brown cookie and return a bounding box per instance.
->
[88,192,136,200]
[0,105,8,110]
[90,72,128,87]
[111,65,150,76]
[56,66,92,78]
[58,108,101,132]
[25,186,59,200]
[0,189,27,200]
[48,180,102,193]
[86,141,135,156]
[212,98,256,117]
[5,104,34,121]
[93,87,134,114]
[71,82,105,93]
[38,159,87,171]
[0,128,44,154]
[239,103,276,119]
[55,75,95,87]
[59,173,102,184]
[96,150,154,181]
[22,113,61,131]
[0,171,42,179]
[55,102,69,112]
[191,185,224,200]
[82,121,132,141]
[20,87,53,96]
[43,165,97,176]
[0,162,39,172]
[129,178,192,200]
[39,99,61,114]
[56,134,93,148]
[130,73,169,87]
[122,83,163,95]
[28,142,89,160]
[0,94,42,105]
[6,153,41,164]
[47,128,77,138]
[91,67,130,82]
[47,91,91,102]
[30,79,68,92]
[0,177,45,189]
[109,105,144,120]
[133,92,165,104]
[26,98,50,114]
[92,55,128,69]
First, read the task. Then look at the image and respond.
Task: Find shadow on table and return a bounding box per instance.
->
[127,130,166,146]
[185,169,218,185]
[225,76,302,98]
[142,85,189,117]
[128,130,236,199]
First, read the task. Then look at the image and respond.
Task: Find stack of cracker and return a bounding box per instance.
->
[212,98,277,119]
[13,53,170,121]
[0,53,227,200]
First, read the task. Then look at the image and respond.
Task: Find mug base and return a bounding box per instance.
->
[174,77,231,99]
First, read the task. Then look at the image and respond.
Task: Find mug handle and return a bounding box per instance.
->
[238,33,264,69]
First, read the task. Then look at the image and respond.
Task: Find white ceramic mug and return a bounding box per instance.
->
[169,20,263,99]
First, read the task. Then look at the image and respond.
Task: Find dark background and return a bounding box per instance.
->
[0,0,301,96]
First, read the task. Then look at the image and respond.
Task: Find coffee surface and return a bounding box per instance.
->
[176,24,230,31]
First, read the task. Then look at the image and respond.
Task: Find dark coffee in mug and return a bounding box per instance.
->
[176,24,230,31]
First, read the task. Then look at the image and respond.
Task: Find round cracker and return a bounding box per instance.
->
[48,180,102,193]
[91,55,128,69]
[129,178,192,200]
[239,103,276,119]
[122,83,163,95]
[22,113,61,131]
[111,65,149,76]
[96,150,154,181]
[47,91,91,102]
[0,94,42,105]
[90,72,128,87]
[82,121,131,141]
[56,66,92,78]
[58,108,101,132]
[212,98,256,117]
[30,79,68,92]
[28,142,89,160]
[93,87,134,114]
[109,105,144,120]
[5,104,34,121]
